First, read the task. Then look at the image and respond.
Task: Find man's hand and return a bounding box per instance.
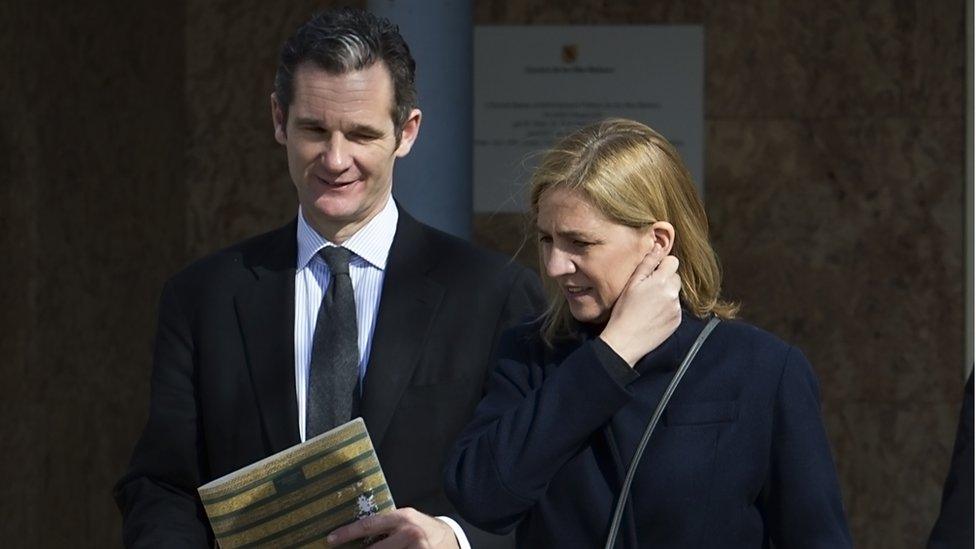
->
[327,508,460,548]
[599,246,682,366]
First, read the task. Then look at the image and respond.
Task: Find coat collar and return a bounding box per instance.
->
[360,211,444,448]
[572,310,705,375]
[631,310,707,374]
[234,220,301,453]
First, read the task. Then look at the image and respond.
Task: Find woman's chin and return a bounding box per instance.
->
[568,304,610,325]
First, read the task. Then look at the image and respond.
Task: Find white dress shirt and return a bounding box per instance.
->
[294,197,397,442]
[293,196,470,548]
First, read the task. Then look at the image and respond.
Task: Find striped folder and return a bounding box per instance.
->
[198,418,395,548]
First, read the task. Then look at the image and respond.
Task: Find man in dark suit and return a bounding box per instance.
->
[114,8,542,548]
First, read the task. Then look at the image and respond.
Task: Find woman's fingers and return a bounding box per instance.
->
[628,245,664,286]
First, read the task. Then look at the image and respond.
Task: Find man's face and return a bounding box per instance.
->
[272,62,420,241]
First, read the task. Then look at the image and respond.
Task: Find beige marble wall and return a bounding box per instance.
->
[474,2,967,548]
[185,1,321,257]
[0,2,40,543]
[0,1,189,546]
[184,0,365,257]
[0,0,964,547]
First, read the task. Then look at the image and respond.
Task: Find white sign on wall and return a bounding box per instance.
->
[474,26,704,212]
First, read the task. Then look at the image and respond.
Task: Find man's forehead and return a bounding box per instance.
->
[288,63,396,124]
[292,61,393,94]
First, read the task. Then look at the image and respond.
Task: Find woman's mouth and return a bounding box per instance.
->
[563,286,591,299]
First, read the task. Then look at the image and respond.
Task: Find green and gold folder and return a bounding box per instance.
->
[198,418,395,548]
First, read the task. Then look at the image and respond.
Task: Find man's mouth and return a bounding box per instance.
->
[316,176,357,188]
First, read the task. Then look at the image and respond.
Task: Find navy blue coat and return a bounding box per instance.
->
[445,312,852,548]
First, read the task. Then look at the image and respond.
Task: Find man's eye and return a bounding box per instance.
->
[350,133,379,142]
[573,240,594,248]
[538,235,552,243]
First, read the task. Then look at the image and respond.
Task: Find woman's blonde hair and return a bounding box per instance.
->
[530,118,737,344]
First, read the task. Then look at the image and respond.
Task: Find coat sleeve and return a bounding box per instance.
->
[763,346,853,548]
[113,280,212,548]
[443,329,636,534]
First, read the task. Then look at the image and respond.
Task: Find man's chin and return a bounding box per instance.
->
[306,195,362,222]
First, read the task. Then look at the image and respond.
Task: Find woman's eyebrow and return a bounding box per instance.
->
[536,226,597,239]
[556,230,595,239]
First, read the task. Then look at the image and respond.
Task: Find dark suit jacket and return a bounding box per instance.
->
[928,372,974,549]
[445,312,852,548]
[114,211,544,547]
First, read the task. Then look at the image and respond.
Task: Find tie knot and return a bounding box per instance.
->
[319,246,352,275]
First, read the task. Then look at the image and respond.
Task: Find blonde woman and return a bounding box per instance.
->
[445,119,851,547]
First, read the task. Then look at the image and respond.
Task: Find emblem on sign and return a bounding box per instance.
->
[562,44,578,63]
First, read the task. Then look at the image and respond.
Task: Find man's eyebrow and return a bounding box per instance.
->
[292,118,385,136]
[293,116,324,127]
[346,123,385,136]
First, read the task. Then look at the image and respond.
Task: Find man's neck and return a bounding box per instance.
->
[303,199,390,245]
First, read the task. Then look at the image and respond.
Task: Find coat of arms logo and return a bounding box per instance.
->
[356,491,379,519]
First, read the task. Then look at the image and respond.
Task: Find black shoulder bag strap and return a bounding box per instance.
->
[603,316,721,549]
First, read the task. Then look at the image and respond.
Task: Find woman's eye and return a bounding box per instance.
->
[573,240,593,248]
[538,235,552,243]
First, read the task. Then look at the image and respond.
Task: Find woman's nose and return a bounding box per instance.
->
[544,248,576,278]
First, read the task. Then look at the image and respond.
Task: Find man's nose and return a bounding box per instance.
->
[321,134,351,172]
[544,248,575,279]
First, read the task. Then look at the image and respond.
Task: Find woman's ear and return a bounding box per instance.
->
[648,221,675,255]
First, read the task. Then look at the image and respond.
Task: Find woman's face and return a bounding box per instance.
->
[536,187,656,324]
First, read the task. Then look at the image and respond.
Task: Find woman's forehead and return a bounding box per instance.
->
[536,187,615,233]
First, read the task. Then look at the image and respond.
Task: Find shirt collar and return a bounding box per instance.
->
[296,195,399,270]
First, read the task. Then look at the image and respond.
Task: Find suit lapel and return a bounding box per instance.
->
[234,221,301,454]
[361,213,444,448]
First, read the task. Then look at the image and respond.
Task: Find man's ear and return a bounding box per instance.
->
[646,221,675,255]
[394,108,422,158]
[271,93,287,145]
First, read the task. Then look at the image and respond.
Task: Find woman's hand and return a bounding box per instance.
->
[599,245,682,366]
